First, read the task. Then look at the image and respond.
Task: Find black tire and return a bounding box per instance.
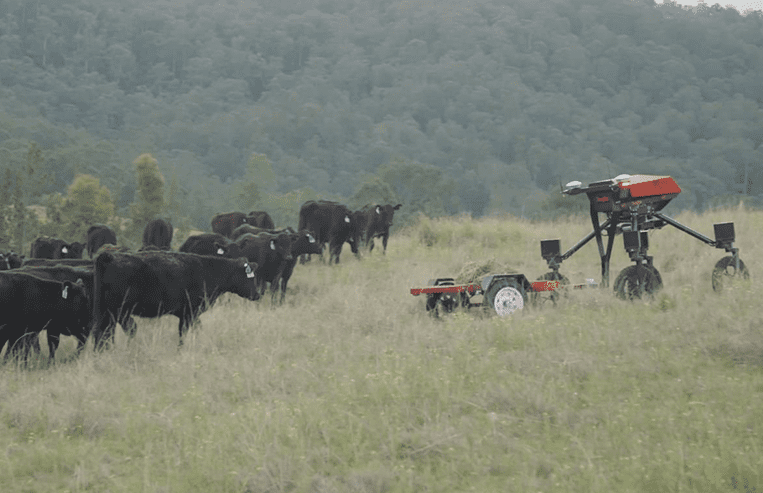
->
[614,265,662,300]
[712,256,750,292]
[530,271,570,306]
[646,264,663,287]
[436,292,459,316]
[484,278,526,316]
[425,293,439,313]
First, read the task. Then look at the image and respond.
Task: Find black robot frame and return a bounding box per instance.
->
[540,177,750,299]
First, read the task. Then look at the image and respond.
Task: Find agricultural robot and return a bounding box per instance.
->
[411,174,749,317]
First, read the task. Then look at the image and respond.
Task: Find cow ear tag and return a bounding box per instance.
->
[217,248,224,255]
[376,206,381,214]
[344,216,350,223]
[270,240,276,250]
[62,246,68,254]
[62,285,68,299]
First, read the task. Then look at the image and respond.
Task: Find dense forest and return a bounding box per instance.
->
[0,0,762,248]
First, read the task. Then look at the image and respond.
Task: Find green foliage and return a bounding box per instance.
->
[259,187,334,229]
[348,176,399,210]
[377,157,457,226]
[130,153,165,236]
[234,152,277,211]
[0,168,12,250]
[1,0,763,222]
[59,175,115,241]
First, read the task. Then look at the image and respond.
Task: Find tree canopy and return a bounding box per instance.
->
[0,0,761,233]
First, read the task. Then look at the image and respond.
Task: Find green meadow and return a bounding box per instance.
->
[1,207,761,492]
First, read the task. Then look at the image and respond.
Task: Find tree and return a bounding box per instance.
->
[348,175,399,210]
[130,153,165,238]
[59,174,115,241]
[0,168,12,251]
[234,152,277,211]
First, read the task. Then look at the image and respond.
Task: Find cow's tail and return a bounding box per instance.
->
[92,252,114,350]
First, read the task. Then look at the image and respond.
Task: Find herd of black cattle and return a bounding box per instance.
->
[0,200,402,364]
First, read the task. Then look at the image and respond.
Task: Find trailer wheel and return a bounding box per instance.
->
[485,279,526,316]
[614,265,662,300]
[531,271,570,306]
[425,293,440,313]
[712,256,750,292]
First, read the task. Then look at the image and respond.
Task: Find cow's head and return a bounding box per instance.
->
[269,233,293,261]
[233,258,260,301]
[374,204,402,230]
[62,279,91,329]
[291,230,322,256]
[68,242,85,259]
[217,241,242,258]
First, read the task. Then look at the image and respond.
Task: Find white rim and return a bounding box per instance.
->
[493,287,524,316]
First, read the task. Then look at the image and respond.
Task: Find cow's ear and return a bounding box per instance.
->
[375,205,381,214]
[75,278,84,286]
[394,204,402,210]
[270,240,276,250]
[344,215,350,223]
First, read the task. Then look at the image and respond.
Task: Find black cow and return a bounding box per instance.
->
[30,236,81,259]
[179,233,242,258]
[0,251,24,270]
[350,210,370,258]
[95,244,132,255]
[86,224,118,258]
[230,224,273,241]
[235,232,294,302]
[22,258,93,268]
[298,200,358,264]
[357,203,402,254]
[229,227,320,302]
[15,265,96,359]
[248,211,275,229]
[0,272,90,363]
[20,264,139,348]
[142,218,174,251]
[68,242,85,259]
[211,212,249,238]
[92,251,260,348]
[273,228,322,303]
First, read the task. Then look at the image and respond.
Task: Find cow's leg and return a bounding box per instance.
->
[270,276,282,304]
[177,311,196,347]
[121,316,137,338]
[47,331,61,362]
[369,238,375,253]
[74,333,88,355]
[330,241,341,264]
[279,276,290,304]
[382,233,389,254]
[93,312,117,350]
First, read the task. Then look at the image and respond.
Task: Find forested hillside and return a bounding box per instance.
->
[0,0,761,238]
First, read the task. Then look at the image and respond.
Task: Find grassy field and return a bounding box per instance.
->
[1,207,762,492]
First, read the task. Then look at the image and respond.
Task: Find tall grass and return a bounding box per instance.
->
[1,207,761,492]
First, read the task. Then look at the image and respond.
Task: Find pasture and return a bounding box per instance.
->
[1,207,762,492]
